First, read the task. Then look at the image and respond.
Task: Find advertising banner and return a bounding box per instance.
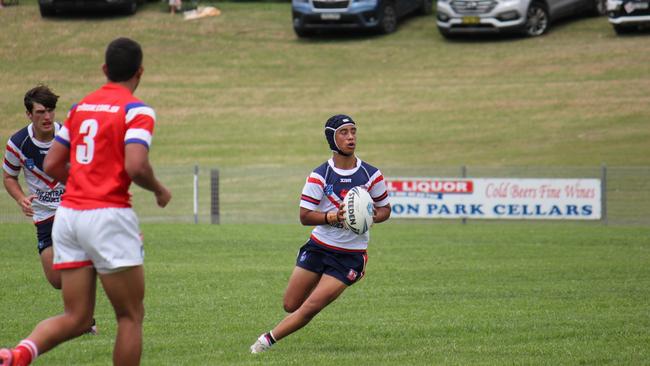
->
[387,178,601,220]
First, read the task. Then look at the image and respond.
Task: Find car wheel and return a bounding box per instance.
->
[294,27,314,38]
[123,0,137,15]
[419,0,433,15]
[590,0,607,15]
[438,27,455,39]
[39,4,56,17]
[523,2,549,36]
[377,2,398,34]
[613,24,635,34]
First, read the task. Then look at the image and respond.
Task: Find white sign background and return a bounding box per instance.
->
[387,178,601,220]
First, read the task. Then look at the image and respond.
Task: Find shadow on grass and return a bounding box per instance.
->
[437,13,610,43]
[609,25,650,36]
[293,28,384,43]
[542,13,650,37]
[41,9,135,21]
[291,11,433,43]
[38,1,160,21]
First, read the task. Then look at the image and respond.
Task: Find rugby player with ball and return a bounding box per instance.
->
[250,114,391,353]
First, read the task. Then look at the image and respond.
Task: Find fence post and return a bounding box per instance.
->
[211,169,220,224]
[601,164,607,225]
[461,165,467,225]
[193,165,199,224]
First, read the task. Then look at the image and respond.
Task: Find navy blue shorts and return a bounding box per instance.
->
[295,239,368,286]
[35,218,54,254]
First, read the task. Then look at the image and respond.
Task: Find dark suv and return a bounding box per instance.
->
[38,0,144,17]
[292,0,433,37]
[607,0,650,33]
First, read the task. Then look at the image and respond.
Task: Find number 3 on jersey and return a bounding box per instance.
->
[76,119,98,164]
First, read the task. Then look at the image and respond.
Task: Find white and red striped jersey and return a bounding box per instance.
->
[54,83,155,209]
[3,122,65,223]
[300,158,390,252]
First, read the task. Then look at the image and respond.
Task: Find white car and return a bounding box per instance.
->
[436,0,606,37]
[607,0,650,33]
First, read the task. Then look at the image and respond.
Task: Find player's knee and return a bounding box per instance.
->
[49,278,62,290]
[47,273,62,289]
[66,312,94,333]
[115,304,145,324]
[283,300,301,313]
[81,316,94,330]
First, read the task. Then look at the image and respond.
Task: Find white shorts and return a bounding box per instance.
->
[52,206,144,274]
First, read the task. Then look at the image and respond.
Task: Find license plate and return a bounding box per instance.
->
[625,1,649,12]
[321,13,341,20]
[461,16,480,24]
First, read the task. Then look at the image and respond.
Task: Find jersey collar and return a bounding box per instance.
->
[327,156,361,176]
[27,122,60,149]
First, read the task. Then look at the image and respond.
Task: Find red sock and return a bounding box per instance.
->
[13,340,37,366]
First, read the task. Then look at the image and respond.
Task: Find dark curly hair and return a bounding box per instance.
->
[24,85,59,113]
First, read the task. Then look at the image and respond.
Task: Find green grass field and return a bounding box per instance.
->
[1,0,650,167]
[1,0,650,224]
[1,1,650,365]
[1,223,649,365]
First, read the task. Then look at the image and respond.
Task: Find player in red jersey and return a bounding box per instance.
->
[0,37,171,366]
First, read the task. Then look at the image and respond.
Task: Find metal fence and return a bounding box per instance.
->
[1,165,648,225]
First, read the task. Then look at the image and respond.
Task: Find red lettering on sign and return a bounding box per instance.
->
[386,180,473,194]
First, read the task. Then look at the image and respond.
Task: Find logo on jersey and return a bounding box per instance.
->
[25,158,35,170]
[347,269,358,282]
[36,188,64,203]
[340,178,351,183]
[325,184,334,196]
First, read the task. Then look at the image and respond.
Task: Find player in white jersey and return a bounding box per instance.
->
[250,114,391,353]
[2,86,98,338]
[3,85,65,290]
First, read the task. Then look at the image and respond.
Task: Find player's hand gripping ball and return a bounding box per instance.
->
[343,187,374,235]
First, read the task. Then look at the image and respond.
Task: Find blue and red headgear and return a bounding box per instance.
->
[324,114,355,156]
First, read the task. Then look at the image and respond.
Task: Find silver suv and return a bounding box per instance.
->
[436,0,606,37]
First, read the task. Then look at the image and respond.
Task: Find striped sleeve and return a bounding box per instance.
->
[55,104,76,149]
[55,125,71,148]
[3,140,21,176]
[368,170,390,207]
[300,172,325,210]
[124,102,155,149]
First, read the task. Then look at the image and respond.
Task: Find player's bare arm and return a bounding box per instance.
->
[373,204,391,224]
[124,143,171,208]
[2,171,35,217]
[43,141,69,184]
[299,206,344,226]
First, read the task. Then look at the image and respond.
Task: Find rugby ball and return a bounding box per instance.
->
[343,187,374,235]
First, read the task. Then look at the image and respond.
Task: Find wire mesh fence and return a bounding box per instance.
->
[1,165,648,225]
